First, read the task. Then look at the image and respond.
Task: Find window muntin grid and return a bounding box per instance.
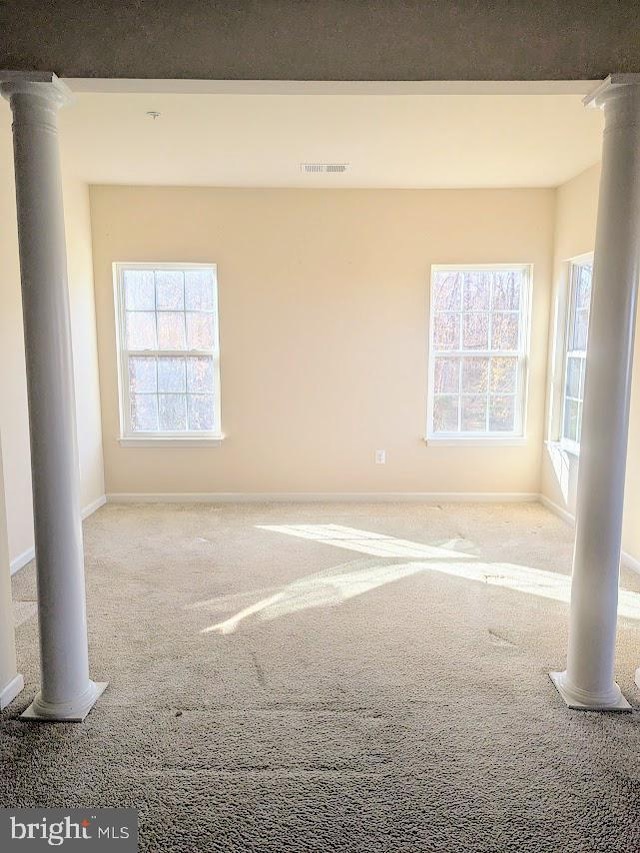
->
[428,266,530,438]
[561,262,592,448]
[115,264,221,438]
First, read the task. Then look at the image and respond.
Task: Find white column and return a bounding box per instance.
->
[0,434,24,710]
[0,71,106,721]
[551,74,640,711]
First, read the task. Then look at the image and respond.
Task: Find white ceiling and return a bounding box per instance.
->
[3,86,605,189]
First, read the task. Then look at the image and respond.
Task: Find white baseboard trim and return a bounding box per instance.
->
[0,673,24,709]
[82,494,107,519]
[539,495,575,526]
[9,494,107,576]
[106,491,541,504]
[540,493,640,576]
[9,546,36,577]
[622,549,640,575]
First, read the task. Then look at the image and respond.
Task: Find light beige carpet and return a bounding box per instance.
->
[2,502,640,852]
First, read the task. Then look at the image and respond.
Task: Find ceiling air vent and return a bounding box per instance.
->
[300,163,350,174]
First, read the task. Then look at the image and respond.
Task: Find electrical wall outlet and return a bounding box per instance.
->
[375,449,386,464]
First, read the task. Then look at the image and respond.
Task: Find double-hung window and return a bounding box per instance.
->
[114,263,222,442]
[428,265,531,440]
[561,260,592,449]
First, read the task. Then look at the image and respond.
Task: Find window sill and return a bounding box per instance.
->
[545,439,580,459]
[424,435,527,447]
[119,435,225,448]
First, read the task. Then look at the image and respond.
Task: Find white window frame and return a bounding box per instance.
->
[426,263,532,445]
[560,256,593,455]
[113,261,223,446]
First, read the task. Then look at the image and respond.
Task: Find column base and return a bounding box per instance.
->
[550,671,631,711]
[21,680,108,722]
[0,673,24,710]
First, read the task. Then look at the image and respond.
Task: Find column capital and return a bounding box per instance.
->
[584,74,640,109]
[0,71,72,108]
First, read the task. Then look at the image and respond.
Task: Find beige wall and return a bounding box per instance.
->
[541,162,640,561]
[90,186,555,497]
[0,109,105,567]
[65,175,106,513]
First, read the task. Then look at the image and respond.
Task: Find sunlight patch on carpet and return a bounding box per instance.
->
[193,524,640,634]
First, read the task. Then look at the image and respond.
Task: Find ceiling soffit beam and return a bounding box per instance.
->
[1,0,639,82]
